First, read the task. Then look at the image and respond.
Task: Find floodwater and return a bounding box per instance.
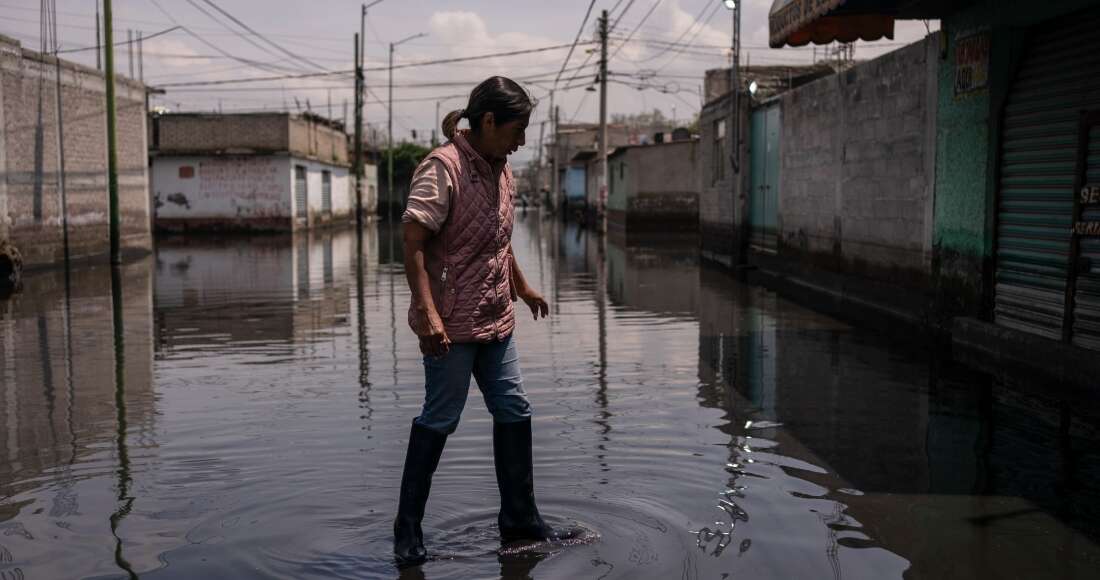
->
[2,214,1099,580]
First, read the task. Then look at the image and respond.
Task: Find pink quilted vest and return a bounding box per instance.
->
[408,132,517,343]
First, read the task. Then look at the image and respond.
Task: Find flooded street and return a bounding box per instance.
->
[2,214,1100,579]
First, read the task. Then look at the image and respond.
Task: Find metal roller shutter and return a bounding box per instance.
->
[1071,123,1100,350]
[994,9,1100,345]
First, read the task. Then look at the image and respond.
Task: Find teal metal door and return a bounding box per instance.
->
[750,105,779,251]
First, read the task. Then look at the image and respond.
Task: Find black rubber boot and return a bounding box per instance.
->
[393,421,448,567]
[493,418,565,542]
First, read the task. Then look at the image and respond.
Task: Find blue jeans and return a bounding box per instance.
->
[414,334,532,435]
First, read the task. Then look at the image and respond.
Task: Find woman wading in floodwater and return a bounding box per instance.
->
[394,76,575,567]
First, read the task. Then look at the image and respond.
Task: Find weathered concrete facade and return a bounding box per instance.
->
[0,35,151,269]
[764,35,940,320]
[150,113,359,232]
[699,94,750,268]
[607,139,700,238]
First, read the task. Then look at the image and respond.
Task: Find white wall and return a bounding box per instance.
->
[153,155,292,220]
[290,157,351,221]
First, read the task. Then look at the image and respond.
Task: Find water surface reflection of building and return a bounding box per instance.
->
[0,257,155,531]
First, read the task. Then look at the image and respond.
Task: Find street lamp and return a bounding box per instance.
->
[388,32,427,219]
[722,0,740,174]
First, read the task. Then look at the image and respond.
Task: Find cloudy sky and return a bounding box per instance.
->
[5,0,936,166]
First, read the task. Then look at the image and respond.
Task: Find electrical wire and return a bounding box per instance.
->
[183,0,310,72]
[148,0,306,75]
[608,0,662,60]
[654,0,723,72]
[55,25,182,54]
[159,42,597,88]
[553,0,598,88]
[195,0,327,70]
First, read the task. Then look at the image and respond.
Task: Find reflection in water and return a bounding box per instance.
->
[109,266,138,580]
[0,218,1099,579]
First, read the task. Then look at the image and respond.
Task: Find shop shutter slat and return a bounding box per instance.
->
[1072,126,1100,349]
[994,10,1100,343]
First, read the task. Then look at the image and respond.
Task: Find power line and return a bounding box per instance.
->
[148,0,305,75]
[182,0,308,71]
[654,0,723,72]
[562,0,643,89]
[195,0,327,70]
[158,42,596,88]
[55,25,181,54]
[636,0,713,63]
[609,0,662,60]
[554,0,598,88]
[609,0,638,32]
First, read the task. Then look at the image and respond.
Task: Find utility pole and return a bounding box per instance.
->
[536,119,546,206]
[387,41,394,220]
[354,33,363,227]
[598,9,609,234]
[127,29,134,78]
[95,1,101,70]
[730,1,741,174]
[103,0,120,264]
[388,32,426,220]
[137,30,143,83]
[434,100,440,146]
[552,104,559,213]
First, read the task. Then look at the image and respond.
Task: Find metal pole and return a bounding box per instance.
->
[598,10,608,234]
[354,33,363,227]
[52,11,69,264]
[536,119,545,206]
[549,89,556,212]
[553,104,560,213]
[137,30,143,84]
[730,3,741,174]
[434,100,440,145]
[95,1,101,71]
[387,41,394,220]
[127,29,133,78]
[104,0,121,265]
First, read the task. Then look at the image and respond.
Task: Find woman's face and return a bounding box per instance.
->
[480,113,529,161]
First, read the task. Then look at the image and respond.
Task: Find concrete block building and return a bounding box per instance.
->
[150,112,367,232]
[0,34,151,270]
[607,137,700,238]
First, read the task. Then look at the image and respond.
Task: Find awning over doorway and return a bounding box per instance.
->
[769,0,895,48]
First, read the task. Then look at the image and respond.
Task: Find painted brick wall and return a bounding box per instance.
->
[0,36,150,268]
[777,35,939,288]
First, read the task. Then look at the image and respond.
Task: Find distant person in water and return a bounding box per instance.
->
[394,76,575,567]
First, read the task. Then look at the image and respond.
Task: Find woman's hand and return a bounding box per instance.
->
[518,287,549,320]
[415,306,451,357]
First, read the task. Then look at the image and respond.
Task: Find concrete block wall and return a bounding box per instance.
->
[156,113,289,154]
[609,140,700,234]
[776,36,938,290]
[0,35,151,268]
[698,94,750,267]
[289,116,349,166]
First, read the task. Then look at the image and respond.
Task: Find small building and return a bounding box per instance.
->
[757,0,1100,384]
[0,34,151,271]
[607,136,700,238]
[551,123,634,216]
[150,112,366,232]
[698,63,835,267]
[567,150,597,215]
